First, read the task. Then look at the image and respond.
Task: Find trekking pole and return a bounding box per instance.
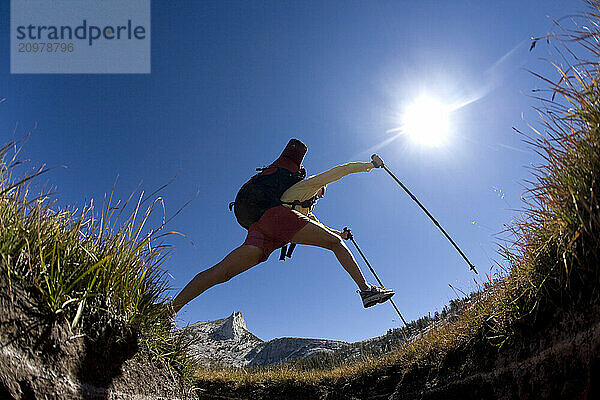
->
[343,228,408,326]
[371,154,478,274]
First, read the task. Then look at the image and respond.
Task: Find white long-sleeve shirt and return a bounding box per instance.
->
[280,161,374,234]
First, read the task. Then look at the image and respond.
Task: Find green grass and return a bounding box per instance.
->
[193,0,600,387]
[0,139,196,380]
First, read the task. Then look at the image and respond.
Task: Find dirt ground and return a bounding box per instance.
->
[3,260,598,399]
[0,270,190,400]
[194,304,600,400]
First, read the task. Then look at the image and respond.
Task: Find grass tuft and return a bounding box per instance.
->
[0,139,196,381]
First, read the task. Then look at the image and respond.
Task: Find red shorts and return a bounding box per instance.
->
[243,205,311,262]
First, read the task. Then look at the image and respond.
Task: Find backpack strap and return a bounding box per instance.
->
[287,243,296,258]
[279,243,297,261]
[281,194,319,211]
[279,244,288,261]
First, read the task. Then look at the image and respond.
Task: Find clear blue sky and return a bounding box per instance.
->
[1,1,582,342]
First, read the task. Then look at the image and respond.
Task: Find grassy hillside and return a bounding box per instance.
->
[0,139,196,397]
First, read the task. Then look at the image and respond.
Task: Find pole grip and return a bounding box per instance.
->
[342,226,353,240]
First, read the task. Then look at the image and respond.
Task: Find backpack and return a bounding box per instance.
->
[229,166,319,259]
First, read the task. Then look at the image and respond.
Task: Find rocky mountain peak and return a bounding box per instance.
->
[181,312,349,367]
[211,311,249,340]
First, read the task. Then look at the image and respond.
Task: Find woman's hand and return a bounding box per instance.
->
[340,227,353,240]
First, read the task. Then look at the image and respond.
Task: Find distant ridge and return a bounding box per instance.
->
[180,312,348,367]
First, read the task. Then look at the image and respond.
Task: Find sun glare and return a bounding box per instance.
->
[403,96,451,146]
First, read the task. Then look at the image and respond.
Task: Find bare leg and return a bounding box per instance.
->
[291,220,370,291]
[169,245,264,315]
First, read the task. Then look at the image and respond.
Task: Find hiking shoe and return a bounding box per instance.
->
[359,284,395,308]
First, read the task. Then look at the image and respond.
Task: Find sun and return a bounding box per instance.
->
[403,96,451,146]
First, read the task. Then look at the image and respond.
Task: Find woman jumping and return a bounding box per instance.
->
[168,139,394,316]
